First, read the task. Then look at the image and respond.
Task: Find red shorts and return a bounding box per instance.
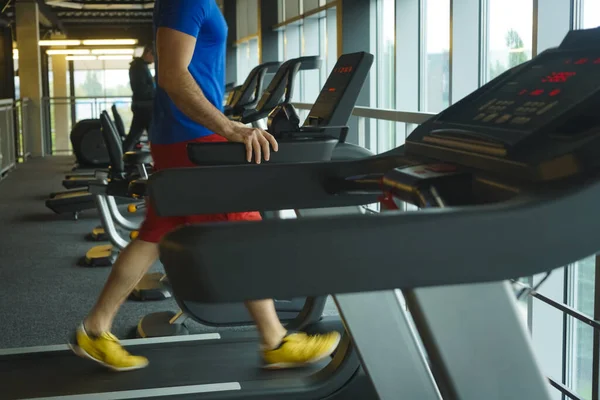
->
[138,134,262,243]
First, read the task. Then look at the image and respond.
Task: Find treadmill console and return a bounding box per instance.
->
[438,50,600,142]
[303,52,374,128]
[405,27,600,181]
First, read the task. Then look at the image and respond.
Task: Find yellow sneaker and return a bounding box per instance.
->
[69,324,149,371]
[262,331,341,370]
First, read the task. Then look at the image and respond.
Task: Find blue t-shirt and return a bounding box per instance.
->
[151,0,228,144]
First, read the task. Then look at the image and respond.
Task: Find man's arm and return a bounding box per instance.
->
[156,27,233,138]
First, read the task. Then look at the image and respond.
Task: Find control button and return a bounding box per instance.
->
[483,113,499,122]
[536,101,559,115]
[479,99,497,111]
[516,107,526,113]
[495,114,512,124]
[511,117,531,125]
[473,113,486,121]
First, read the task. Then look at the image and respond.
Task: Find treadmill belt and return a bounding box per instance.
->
[1,338,326,399]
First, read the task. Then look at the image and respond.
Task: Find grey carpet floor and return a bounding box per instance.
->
[0,156,337,349]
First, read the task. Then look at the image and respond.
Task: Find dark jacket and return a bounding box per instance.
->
[129,57,155,109]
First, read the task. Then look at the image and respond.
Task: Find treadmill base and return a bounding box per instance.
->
[129,272,172,301]
[137,311,189,338]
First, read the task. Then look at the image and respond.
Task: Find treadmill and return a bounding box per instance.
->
[5,27,596,400]
[135,52,374,336]
[1,53,379,400]
[144,28,600,399]
[83,56,322,271]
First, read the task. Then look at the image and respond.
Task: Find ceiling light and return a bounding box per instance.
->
[45,1,83,9]
[12,49,18,60]
[47,49,90,55]
[39,39,81,46]
[83,39,138,46]
[91,48,135,55]
[66,56,97,61]
[97,55,134,60]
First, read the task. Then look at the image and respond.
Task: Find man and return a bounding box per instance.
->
[70,0,340,372]
[124,44,155,152]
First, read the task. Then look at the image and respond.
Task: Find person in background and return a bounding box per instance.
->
[125,44,155,151]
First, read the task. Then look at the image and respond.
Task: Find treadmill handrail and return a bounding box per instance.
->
[230,61,281,111]
[158,181,600,303]
[147,149,391,217]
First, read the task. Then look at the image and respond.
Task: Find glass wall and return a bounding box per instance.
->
[236,38,260,85]
[277,0,338,114]
[582,0,600,28]
[423,0,450,113]
[371,0,396,153]
[367,1,597,398]
[72,59,136,131]
[485,0,533,82]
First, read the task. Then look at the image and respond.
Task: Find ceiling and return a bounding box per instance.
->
[3,0,227,43]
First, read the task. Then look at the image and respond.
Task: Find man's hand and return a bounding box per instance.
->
[223,122,279,164]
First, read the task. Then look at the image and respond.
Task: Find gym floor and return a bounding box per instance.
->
[0,157,337,349]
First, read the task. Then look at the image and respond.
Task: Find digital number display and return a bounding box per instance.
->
[438,50,600,135]
[334,66,354,74]
[307,53,365,126]
[540,71,576,83]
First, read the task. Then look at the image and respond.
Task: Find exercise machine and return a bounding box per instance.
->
[144,28,600,399]
[69,100,151,172]
[223,61,280,117]
[135,52,374,335]
[63,104,148,190]
[83,56,324,301]
[5,26,597,399]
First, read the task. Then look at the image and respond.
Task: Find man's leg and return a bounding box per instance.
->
[245,300,287,349]
[84,239,159,334]
[245,299,341,369]
[70,239,158,371]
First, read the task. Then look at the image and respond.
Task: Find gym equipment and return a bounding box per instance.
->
[63,105,151,177]
[84,56,324,302]
[223,61,280,117]
[150,28,600,399]
[6,25,598,399]
[81,104,144,243]
[82,113,148,266]
[135,52,374,336]
[69,118,110,170]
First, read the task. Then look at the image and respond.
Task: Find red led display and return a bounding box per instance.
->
[594,58,600,64]
[541,71,577,83]
[518,89,528,96]
[328,88,336,92]
[549,89,561,97]
[530,89,544,96]
[575,58,589,65]
[334,66,353,74]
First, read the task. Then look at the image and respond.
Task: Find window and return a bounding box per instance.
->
[71,63,135,129]
[567,256,596,399]
[582,0,600,28]
[485,0,533,82]
[277,2,337,108]
[371,0,396,154]
[236,38,260,86]
[422,0,450,113]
